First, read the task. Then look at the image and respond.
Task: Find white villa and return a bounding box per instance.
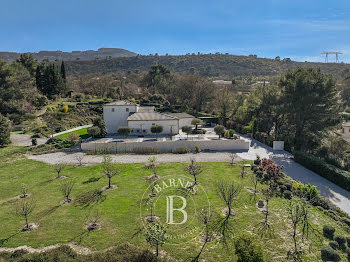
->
[103,101,194,135]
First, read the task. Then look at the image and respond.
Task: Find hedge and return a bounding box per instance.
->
[294,151,350,191]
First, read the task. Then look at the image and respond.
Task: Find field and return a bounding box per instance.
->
[0,146,349,261]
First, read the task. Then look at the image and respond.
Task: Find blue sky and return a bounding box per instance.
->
[1,0,350,62]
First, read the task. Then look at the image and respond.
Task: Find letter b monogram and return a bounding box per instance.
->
[166,196,187,224]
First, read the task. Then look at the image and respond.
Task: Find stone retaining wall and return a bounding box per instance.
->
[81,139,250,153]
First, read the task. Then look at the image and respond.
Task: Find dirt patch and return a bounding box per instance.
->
[61,198,74,205]
[221,207,235,217]
[102,185,117,191]
[244,186,258,194]
[21,223,39,232]
[86,223,101,231]
[144,216,160,222]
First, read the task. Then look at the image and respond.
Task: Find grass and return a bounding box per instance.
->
[56,128,90,140]
[0,147,349,261]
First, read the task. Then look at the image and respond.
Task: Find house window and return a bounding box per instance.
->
[126,108,129,112]
[111,108,115,112]
[143,130,146,133]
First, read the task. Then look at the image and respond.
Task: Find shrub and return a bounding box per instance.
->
[62,104,68,113]
[321,246,341,261]
[329,241,339,250]
[133,147,161,154]
[283,190,292,200]
[150,125,163,135]
[292,182,320,200]
[347,237,350,247]
[214,125,225,138]
[0,114,11,147]
[172,146,190,154]
[182,126,192,138]
[118,126,131,137]
[346,248,350,261]
[228,129,235,137]
[323,225,336,239]
[195,146,201,154]
[234,234,264,262]
[31,138,37,146]
[294,151,350,191]
[200,129,207,134]
[334,235,347,248]
[68,132,80,145]
[224,130,231,139]
[93,117,107,138]
[256,170,263,179]
[87,126,101,138]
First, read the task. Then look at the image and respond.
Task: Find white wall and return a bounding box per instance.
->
[179,118,194,128]
[128,119,179,135]
[81,139,250,153]
[104,105,137,134]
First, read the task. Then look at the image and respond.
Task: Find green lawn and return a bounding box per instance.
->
[56,128,90,140]
[0,147,349,261]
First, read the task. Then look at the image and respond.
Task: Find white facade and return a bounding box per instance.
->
[128,119,179,135]
[103,101,194,135]
[103,102,138,134]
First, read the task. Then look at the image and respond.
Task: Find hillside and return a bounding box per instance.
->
[0,48,137,62]
[65,53,350,78]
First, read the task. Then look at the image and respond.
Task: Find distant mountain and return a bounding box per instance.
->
[64,53,350,79]
[0,48,137,62]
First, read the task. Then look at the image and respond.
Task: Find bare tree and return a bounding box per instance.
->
[16,198,36,230]
[250,174,260,199]
[215,180,241,245]
[184,158,203,185]
[54,164,65,179]
[75,154,84,167]
[86,209,102,231]
[101,155,119,189]
[228,153,238,166]
[261,182,277,227]
[286,198,317,260]
[61,179,75,203]
[145,156,159,179]
[147,179,159,197]
[20,183,28,198]
[192,208,212,262]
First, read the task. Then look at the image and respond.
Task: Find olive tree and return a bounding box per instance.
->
[145,222,167,257]
[214,125,225,138]
[150,125,163,136]
[101,155,119,189]
[182,125,192,139]
[117,126,131,138]
[87,126,101,138]
[191,118,204,130]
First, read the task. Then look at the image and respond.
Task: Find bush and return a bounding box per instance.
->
[87,126,101,138]
[195,146,201,154]
[334,235,347,248]
[323,225,336,239]
[133,147,161,154]
[329,241,339,250]
[321,246,341,261]
[68,132,80,145]
[118,126,131,137]
[234,234,264,262]
[31,138,37,146]
[214,125,225,138]
[93,117,107,138]
[283,190,292,200]
[347,237,350,248]
[0,114,11,147]
[346,248,350,261]
[200,129,207,134]
[150,125,163,135]
[172,146,190,154]
[294,151,350,191]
